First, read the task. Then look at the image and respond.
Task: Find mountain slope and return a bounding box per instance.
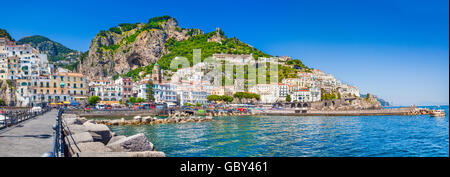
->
[81,16,279,80]
[81,16,192,79]
[17,35,81,71]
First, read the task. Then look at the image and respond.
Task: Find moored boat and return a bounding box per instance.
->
[430,109,445,117]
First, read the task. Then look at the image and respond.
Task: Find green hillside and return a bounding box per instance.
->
[0,28,14,41]
[125,29,272,80]
[17,35,81,71]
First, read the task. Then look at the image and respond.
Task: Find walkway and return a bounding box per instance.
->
[0,109,57,157]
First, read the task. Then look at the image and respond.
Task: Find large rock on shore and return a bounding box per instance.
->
[83,123,112,144]
[76,151,166,157]
[64,124,88,135]
[70,142,113,156]
[65,132,93,145]
[107,135,126,145]
[64,118,83,125]
[106,133,154,152]
[142,116,153,123]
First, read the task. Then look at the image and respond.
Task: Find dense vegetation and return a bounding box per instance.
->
[285,59,309,71]
[233,92,260,100]
[0,28,13,41]
[128,97,145,104]
[97,16,309,83]
[98,16,172,53]
[124,28,272,81]
[88,96,101,105]
[278,64,300,82]
[207,95,234,103]
[286,94,291,102]
[321,93,337,100]
[157,31,271,70]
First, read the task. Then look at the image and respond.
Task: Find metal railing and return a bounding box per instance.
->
[42,109,65,157]
[1,107,51,130]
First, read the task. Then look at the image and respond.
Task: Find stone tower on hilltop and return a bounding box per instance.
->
[152,63,162,84]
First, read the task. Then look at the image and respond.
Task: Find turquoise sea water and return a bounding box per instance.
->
[109,105,449,157]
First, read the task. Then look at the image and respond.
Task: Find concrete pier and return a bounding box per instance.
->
[0,109,57,157]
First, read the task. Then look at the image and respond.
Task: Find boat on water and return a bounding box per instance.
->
[430,109,445,117]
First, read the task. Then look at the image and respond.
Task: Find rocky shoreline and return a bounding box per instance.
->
[62,114,165,157]
[93,111,259,126]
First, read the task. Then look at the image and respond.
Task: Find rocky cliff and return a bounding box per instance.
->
[80,16,202,79]
[80,16,273,80]
[0,80,16,106]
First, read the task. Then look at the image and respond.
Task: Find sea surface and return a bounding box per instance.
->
[106,105,449,157]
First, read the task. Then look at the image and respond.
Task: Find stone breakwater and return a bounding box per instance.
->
[97,115,215,126]
[204,111,257,117]
[261,107,434,116]
[62,114,165,157]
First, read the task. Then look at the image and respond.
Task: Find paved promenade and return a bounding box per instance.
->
[0,109,57,157]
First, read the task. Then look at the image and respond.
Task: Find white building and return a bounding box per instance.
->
[338,84,360,97]
[278,84,289,98]
[292,87,321,103]
[248,84,280,104]
[153,83,177,105]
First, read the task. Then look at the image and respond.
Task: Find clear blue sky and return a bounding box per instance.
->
[1,0,448,106]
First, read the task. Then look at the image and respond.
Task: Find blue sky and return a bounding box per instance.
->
[1,0,448,106]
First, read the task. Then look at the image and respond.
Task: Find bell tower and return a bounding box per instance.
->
[152,63,162,84]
